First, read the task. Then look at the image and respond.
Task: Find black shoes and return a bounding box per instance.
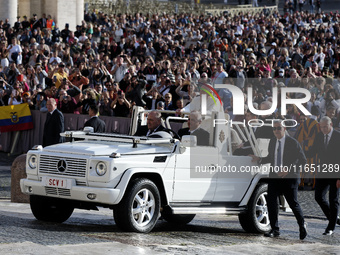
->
[264,230,280,237]
[323,229,334,236]
[299,223,308,240]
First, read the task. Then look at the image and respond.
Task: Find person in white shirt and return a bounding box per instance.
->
[110,55,132,83]
[211,62,228,86]
[49,50,62,65]
[8,38,22,65]
[314,46,326,70]
[114,24,124,42]
[78,31,88,43]
[8,88,22,105]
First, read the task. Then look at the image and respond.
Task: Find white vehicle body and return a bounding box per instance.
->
[20,106,285,233]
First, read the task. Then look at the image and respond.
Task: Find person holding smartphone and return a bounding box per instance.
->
[111,90,131,117]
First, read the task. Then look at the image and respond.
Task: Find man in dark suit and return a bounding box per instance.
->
[178,111,209,146]
[84,104,106,133]
[251,120,307,240]
[305,116,340,235]
[134,111,166,136]
[43,98,65,147]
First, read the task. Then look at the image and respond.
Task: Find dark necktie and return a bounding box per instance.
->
[277,140,281,166]
[324,134,328,149]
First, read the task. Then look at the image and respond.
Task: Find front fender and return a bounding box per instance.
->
[113,168,168,204]
[239,167,270,206]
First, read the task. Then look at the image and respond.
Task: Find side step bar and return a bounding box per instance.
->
[170,207,245,215]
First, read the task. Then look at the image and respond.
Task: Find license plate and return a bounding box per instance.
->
[45,177,68,188]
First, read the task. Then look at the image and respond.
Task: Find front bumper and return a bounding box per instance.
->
[20,178,121,205]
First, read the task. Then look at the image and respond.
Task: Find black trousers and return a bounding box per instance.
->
[267,179,305,231]
[315,178,340,231]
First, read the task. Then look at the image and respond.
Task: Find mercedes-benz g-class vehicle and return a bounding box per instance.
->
[21,105,281,233]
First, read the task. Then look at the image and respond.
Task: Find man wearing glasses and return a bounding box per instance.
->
[251,120,307,240]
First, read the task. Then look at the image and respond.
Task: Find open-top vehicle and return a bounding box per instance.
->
[21,105,288,233]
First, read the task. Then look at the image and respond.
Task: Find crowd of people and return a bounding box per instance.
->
[0,8,340,137]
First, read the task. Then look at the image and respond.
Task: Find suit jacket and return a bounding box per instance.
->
[43,109,65,147]
[178,127,210,146]
[84,116,106,133]
[134,125,166,136]
[261,135,306,182]
[305,129,340,178]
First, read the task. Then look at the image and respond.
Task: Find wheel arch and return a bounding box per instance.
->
[114,168,169,206]
[239,175,270,207]
[129,172,168,207]
[239,176,289,211]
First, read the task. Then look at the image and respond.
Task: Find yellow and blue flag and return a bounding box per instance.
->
[0,103,33,132]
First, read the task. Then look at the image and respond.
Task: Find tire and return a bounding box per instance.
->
[161,212,196,225]
[113,178,160,233]
[238,183,271,233]
[30,195,74,223]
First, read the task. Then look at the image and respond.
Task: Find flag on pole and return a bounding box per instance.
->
[0,103,34,132]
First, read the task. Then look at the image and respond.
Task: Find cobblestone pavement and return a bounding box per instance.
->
[0,201,339,255]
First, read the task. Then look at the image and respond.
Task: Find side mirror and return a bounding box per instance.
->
[181,135,197,147]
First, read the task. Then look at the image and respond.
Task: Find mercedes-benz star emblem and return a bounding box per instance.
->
[57,160,67,172]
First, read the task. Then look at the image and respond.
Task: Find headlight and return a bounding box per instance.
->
[95,161,107,176]
[28,155,37,169]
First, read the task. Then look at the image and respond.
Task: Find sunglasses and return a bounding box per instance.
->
[272,127,282,131]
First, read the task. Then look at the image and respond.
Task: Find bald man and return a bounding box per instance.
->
[134,111,166,136]
[43,98,65,147]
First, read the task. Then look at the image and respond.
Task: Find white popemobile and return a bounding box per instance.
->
[20,102,288,233]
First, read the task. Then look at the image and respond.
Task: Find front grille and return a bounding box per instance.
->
[39,155,87,177]
[45,187,71,196]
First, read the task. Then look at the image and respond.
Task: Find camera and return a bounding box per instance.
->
[118,90,122,96]
[63,95,68,100]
